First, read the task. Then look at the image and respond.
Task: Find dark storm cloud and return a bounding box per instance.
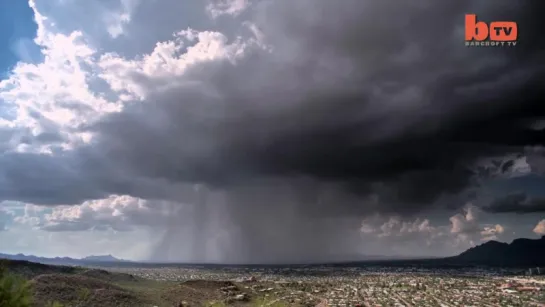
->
[484,193,545,214]
[0,152,104,205]
[0,0,542,218]
[84,0,545,216]
[0,149,192,205]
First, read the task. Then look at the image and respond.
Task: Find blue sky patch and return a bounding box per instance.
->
[0,0,42,79]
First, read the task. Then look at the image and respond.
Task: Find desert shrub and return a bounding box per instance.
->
[0,262,32,307]
[252,297,289,307]
[207,301,227,307]
[76,287,90,301]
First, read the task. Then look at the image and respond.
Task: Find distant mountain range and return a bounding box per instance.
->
[2,236,544,267]
[0,253,129,265]
[81,255,124,262]
[453,235,545,267]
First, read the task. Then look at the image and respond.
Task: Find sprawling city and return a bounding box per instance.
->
[98,265,544,307]
[1,256,545,306]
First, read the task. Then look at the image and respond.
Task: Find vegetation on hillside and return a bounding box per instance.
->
[1,259,297,307]
[1,261,66,307]
[0,261,32,307]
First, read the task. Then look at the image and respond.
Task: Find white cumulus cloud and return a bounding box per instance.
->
[534,219,545,235]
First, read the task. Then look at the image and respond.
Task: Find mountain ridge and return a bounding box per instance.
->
[0,252,129,265]
[454,235,545,266]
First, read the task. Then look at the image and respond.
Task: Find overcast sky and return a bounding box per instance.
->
[0,0,544,264]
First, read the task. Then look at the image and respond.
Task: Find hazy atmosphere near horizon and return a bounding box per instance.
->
[0,0,544,264]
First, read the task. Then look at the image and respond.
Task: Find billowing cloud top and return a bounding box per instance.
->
[0,0,544,263]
